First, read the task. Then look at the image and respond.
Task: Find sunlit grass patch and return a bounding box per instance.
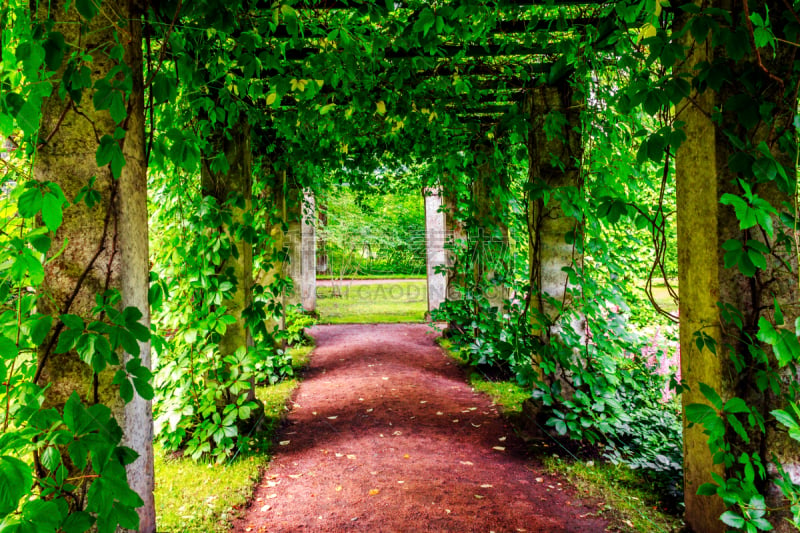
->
[543,457,684,533]
[316,281,427,323]
[468,373,529,415]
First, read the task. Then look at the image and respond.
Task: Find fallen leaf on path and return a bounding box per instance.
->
[265,494,277,499]
[452,419,459,423]
[392,431,402,436]
[397,480,404,484]
[347,454,356,460]
[535,477,543,482]
[471,423,481,428]
[445,509,451,514]
[260,504,271,512]
[366,408,373,412]
[265,480,279,487]
[436,412,443,415]
[460,461,474,466]
[335,453,343,457]
[480,484,493,488]
[335,486,342,492]
[492,446,506,451]
[420,400,427,404]
[279,440,290,446]
[403,454,410,459]
[469,407,477,411]
[327,416,338,420]
[379,433,385,437]
[288,474,302,479]
[474,494,484,499]
[382,377,389,380]
[499,437,506,442]
[369,489,380,496]
[312,411,317,415]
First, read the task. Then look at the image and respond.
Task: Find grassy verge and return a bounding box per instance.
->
[438,338,683,533]
[316,281,427,323]
[154,344,312,533]
[544,456,683,533]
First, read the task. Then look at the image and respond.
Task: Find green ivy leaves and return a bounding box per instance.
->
[0,456,32,517]
[720,181,777,238]
[17,181,68,233]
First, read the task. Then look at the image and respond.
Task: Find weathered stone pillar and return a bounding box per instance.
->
[300,189,317,313]
[472,141,510,311]
[424,187,447,315]
[443,186,467,302]
[284,186,303,307]
[33,1,154,529]
[525,82,583,344]
[257,167,287,334]
[675,3,798,530]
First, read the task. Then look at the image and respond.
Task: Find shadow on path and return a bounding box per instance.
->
[232,323,608,533]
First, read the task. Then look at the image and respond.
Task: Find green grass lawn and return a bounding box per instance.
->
[641,279,679,314]
[317,274,426,280]
[154,345,312,533]
[316,280,428,323]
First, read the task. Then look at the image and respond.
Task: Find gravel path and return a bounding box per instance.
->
[232,323,608,532]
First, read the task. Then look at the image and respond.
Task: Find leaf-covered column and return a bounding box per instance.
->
[525,81,583,350]
[201,116,256,402]
[256,166,288,336]
[442,178,467,303]
[33,0,155,529]
[675,2,799,530]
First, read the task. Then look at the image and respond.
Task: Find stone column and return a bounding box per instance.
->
[675,3,798,530]
[284,186,302,307]
[424,187,447,315]
[300,189,317,313]
[443,188,466,302]
[257,168,287,334]
[525,82,583,344]
[472,141,510,312]
[33,1,154,529]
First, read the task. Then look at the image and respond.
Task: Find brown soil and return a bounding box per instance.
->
[232,323,608,533]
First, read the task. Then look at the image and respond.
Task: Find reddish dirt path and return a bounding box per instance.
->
[233,324,607,533]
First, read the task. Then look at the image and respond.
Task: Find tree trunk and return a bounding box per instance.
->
[34,1,155,530]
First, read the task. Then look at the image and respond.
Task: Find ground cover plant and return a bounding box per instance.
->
[0,0,799,531]
[154,345,311,532]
